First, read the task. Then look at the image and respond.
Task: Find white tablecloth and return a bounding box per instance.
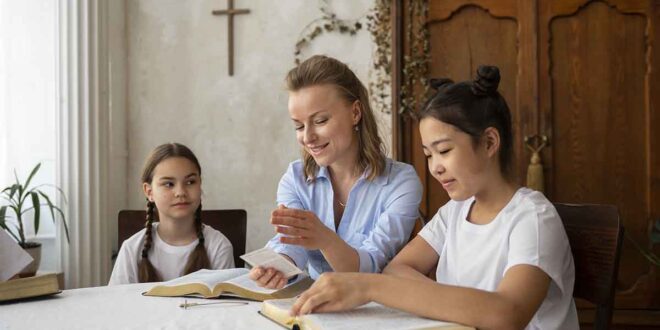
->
[0,283,283,330]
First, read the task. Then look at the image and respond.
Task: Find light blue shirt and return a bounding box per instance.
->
[266,158,422,279]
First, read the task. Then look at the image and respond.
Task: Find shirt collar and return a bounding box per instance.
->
[308,160,390,186]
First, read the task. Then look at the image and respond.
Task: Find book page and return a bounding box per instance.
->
[224,272,280,294]
[0,230,33,281]
[226,272,311,294]
[264,297,298,310]
[305,302,458,330]
[158,268,249,290]
[240,247,302,278]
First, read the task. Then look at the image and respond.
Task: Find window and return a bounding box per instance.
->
[0,0,58,270]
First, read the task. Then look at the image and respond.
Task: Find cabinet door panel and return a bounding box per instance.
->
[421,1,523,216]
[539,0,659,308]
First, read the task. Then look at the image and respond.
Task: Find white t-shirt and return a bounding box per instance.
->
[419,187,579,330]
[108,222,234,285]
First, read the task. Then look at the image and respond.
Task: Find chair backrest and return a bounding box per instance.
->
[554,203,623,330]
[117,209,247,267]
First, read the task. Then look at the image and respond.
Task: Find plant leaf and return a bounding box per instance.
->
[31,192,40,235]
[38,192,69,243]
[24,163,41,192]
[0,205,6,227]
[32,184,68,204]
[54,206,70,243]
[9,184,19,201]
[38,191,56,225]
[0,209,21,243]
[50,204,69,243]
[14,169,24,201]
[3,227,20,242]
[8,222,22,243]
[21,204,53,215]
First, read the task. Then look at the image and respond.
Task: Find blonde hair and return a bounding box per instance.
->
[138,143,210,282]
[285,55,386,181]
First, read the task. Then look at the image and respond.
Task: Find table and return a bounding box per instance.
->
[0,283,282,330]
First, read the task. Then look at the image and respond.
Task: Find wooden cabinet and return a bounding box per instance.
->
[392,0,660,327]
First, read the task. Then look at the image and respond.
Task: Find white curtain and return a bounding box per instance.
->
[57,0,126,289]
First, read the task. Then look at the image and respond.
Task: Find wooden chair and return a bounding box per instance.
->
[117,209,247,267]
[554,203,624,330]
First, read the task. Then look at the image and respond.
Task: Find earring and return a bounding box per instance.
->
[354,125,359,132]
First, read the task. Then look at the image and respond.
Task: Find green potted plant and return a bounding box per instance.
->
[0,163,70,277]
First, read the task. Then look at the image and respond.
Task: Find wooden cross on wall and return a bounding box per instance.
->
[212,0,250,76]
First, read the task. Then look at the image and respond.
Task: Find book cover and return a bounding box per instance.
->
[0,273,61,302]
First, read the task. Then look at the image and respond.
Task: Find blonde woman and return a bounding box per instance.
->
[250,55,422,288]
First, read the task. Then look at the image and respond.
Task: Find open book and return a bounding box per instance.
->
[261,298,474,330]
[144,268,313,301]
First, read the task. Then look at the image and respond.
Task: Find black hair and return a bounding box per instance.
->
[418,65,513,176]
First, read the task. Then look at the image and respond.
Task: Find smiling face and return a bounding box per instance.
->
[419,117,493,201]
[288,84,361,169]
[143,157,202,222]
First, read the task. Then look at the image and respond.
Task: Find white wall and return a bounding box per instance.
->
[124,0,388,254]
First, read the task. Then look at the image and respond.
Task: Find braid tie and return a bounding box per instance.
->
[142,200,155,258]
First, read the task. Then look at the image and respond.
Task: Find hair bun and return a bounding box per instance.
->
[471,65,500,96]
[429,78,454,91]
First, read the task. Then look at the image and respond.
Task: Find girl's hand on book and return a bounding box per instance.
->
[290,273,369,316]
[248,266,288,289]
[271,205,335,250]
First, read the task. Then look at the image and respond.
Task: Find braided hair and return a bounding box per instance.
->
[138,200,161,282]
[137,143,211,283]
[182,203,211,274]
[418,65,513,177]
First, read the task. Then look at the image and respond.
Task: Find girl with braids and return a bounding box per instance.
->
[109,143,234,284]
[250,55,422,288]
[289,66,578,329]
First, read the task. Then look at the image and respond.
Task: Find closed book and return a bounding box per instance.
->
[0,273,60,302]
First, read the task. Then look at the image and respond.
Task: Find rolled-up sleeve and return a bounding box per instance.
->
[265,163,309,269]
[355,166,422,273]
